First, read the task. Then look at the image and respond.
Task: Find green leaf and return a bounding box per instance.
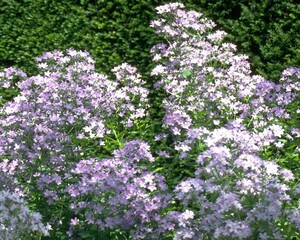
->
[182,69,192,78]
[153,167,164,173]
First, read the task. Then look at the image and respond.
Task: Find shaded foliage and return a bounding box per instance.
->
[196,0,300,80]
[2,0,299,82]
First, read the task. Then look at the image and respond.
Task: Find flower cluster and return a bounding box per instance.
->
[150,2,300,239]
[0,2,299,240]
[0,190,49,239]
[150,2,300,158]
[112,63,150,127]
[0,67,27,89]
[66,140,171,239]
[171,120,299,239]
[0,49,149,203]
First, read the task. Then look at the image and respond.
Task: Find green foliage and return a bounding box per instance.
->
[1,0,299,83]
[0,0,162,79]
[194,0,300,81]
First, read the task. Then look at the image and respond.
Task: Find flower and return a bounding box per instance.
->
[0,190,49,239]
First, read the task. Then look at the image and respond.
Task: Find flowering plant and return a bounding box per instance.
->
[0,50,151,236]
[0,2,299,239]
[0,190,49,240]
[150,3,299,239]
[66,140,170,239]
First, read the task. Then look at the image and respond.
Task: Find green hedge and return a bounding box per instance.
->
[196,0,300,81]
[0,0,163,78]
[1,0,299,82]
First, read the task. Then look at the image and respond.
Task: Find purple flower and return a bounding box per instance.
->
[66,141,171,239]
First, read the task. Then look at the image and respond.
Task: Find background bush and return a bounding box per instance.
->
[1,0,299,82]
[0,0,160,77]
[194,0,300,81]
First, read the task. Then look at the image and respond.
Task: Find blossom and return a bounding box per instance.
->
[0,190,49,239]
[0,2,299,239]
[172,121,299,239]
[66,141,171,239]
[155,2,184,14]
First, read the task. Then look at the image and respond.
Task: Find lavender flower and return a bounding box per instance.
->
[150,2,300,159]
[0,2,299,239]
[0,49,149,197]
[0,50,150,235]
[0,190,49,239]
[170,120,300,239]
[0,67,27,89]
[150,4,300,239]
[66,140,171,239]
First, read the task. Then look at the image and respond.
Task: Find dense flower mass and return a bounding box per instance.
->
[0,50,149,201]
[171,120,299,239]
[67,140,171,239]
[0,2,299,239]
[0,190,49,239]
[150,2,300,158]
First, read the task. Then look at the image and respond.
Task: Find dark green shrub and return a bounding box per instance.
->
[1,0,299,82]
[0,0,163,78]
[195,0,300,81]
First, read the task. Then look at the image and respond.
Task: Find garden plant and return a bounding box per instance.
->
[0,3,300,240]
